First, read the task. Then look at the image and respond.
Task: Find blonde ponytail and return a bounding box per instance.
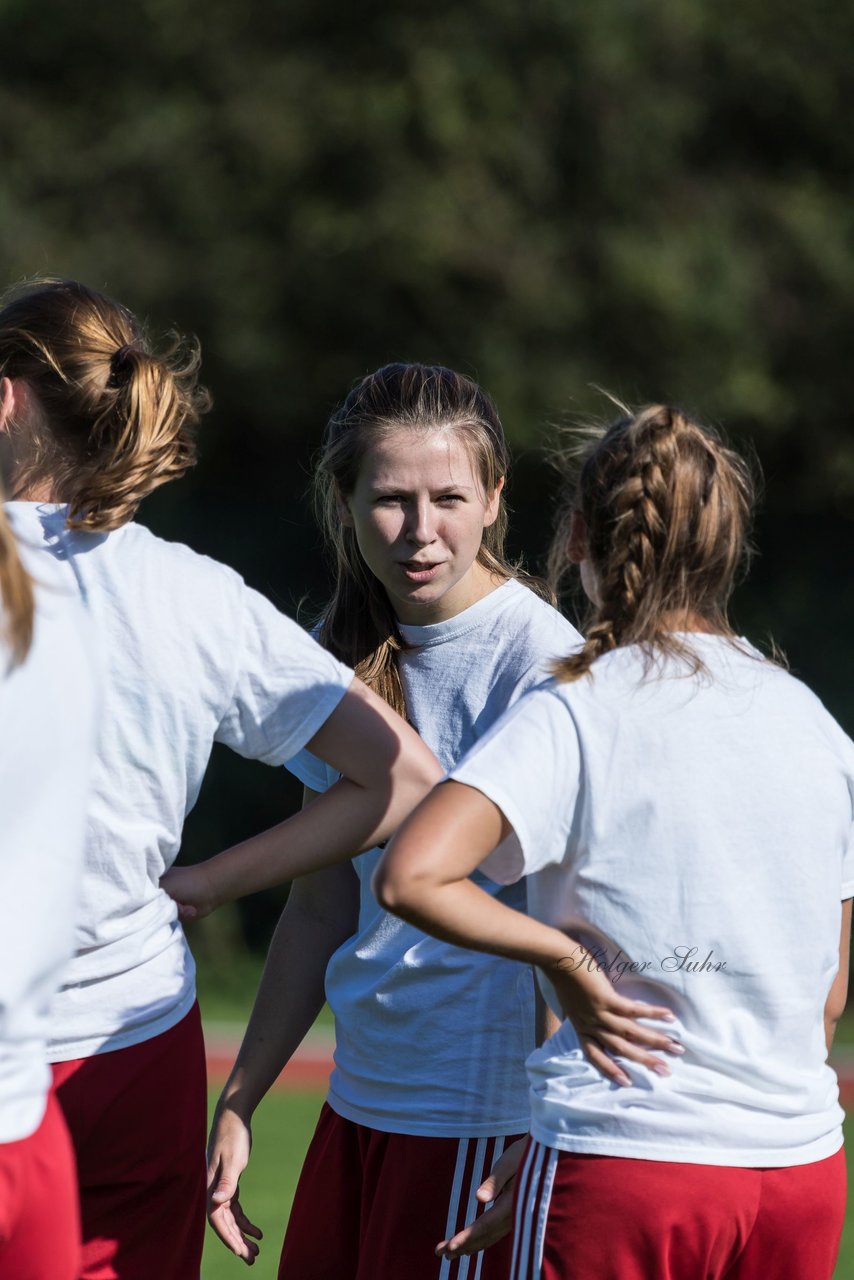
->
[0,278,211,533]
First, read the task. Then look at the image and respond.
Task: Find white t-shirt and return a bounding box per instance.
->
[287,579,581,1136]
[0,542,97,1141]
[451,635,854,1166]
[6,502,353,1061]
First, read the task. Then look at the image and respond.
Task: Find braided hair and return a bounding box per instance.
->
[550,405,756,682]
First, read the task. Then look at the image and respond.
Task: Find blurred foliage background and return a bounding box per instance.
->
[3,0,852,969]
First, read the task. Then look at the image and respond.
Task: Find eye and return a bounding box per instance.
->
[436,493,465,505]
[373,494,405,506]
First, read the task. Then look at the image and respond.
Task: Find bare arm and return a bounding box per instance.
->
[825,898,852,1052]
[161,678,441,915]
[375,781,680,1085]
[206,791,360,1261]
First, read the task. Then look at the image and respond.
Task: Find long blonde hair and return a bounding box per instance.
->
[315,363,547,717]
[549,404,756,682]
[0,278,211,532]
[0,489,33,667]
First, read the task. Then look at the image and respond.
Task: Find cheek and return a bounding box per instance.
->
[355,509,404,557]
[446,507,489,552]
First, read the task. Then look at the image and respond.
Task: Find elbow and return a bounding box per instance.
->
[391,732,443,790]
[371,849,428,920]
[398,750,444,807]
[371,858,409,916]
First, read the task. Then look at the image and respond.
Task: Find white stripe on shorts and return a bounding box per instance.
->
[531,1149,558,1278]
[511,1141,559,1280]
[516,1142,546,1280]
[457,1138,489,1280]
[439,1139,471,1280]
[472,1135,506,1280]
[510,1140,539,1280]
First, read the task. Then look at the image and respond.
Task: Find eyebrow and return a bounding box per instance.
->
[368,482,476,496]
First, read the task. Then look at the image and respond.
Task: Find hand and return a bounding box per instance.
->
[548,946,682,1086]
[206,1107,262,1264]
[160,863,218,921]
[436,1137,525,1260]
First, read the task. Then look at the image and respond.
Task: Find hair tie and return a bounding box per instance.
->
[108,343,138,388]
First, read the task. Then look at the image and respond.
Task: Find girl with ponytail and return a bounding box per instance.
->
[0,461,97,1280]
[0,280,439,1280]
[378,404,852,1280]
[200,364,673,1279]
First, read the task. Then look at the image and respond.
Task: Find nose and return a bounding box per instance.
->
[405,497,437,547]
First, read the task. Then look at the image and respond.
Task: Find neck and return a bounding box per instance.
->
[658,609,724,634]
[12,479,60,502]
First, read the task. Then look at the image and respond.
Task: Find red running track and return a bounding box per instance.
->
[204,1025,854,1107]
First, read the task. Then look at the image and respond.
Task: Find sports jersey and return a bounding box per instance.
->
[452,635,854,1165]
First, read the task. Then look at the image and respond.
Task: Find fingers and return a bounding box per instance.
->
[436,1192,513,1259]
[575,1003,683,1057]
[209,1200,261,1264]
[177,903,198,921]
[231,1201,263,1241]
[621,1000,676,1023]
[206,1148,263,1262]
[583,1037,633,1087]
[581,1031,677,1086]
[606,1019,683,1054]
[475,1137,525,1202]
[611,1000,682,1048]
[208,1158,238,1206]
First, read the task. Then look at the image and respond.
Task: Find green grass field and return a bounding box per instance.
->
[199,1088,854,1280]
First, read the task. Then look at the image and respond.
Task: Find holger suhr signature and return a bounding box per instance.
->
[563,945,727,982]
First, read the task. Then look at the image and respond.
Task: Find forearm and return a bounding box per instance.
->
[197,768,437,909]
[217,909,331,1121]
[376,873,579,979]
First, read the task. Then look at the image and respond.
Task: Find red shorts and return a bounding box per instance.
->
[0,1090,81,1280]
[279,1101,523,1279]
[52,1001,207,1280]
[512,1138,847,1280]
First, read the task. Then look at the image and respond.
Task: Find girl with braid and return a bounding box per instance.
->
[0,280,439,1280]
[377,404,852,1280]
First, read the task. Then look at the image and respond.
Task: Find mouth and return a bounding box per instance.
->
[399,560,444,583]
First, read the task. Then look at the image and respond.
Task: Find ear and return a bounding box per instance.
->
[333,481,355,528]
[567,509,587,564]
[481,474,506,528]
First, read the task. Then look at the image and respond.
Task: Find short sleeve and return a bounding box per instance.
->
[285,746,337,794]
[215,583,354,766]
[843,832,854,901]
[842,772,854,900]
[449,682,581,885]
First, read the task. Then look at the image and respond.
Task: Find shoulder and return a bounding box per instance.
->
[115,522,247,605]
[766,662,854,757]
